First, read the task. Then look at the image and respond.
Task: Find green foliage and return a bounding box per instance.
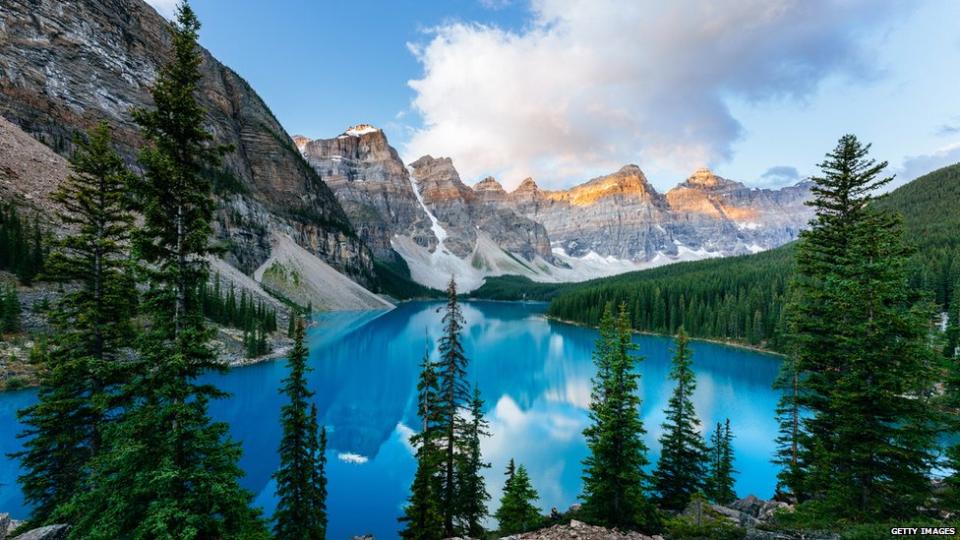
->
[664,506,746,540]
[273,319,327,539]
[1,285,21,334]
[456,386,491,537]
[373,259,442,300]
[435,277,476,536]
[548,248,795,349]
[495,460,542,535]
[14,122,136,527]
[63,5,267,538]
[3,376,26,390]
[705,419,737,505]
[400,348,445,540]
[199,276,278,337]
[652,328,709,511]
[580,303,660,532]
[787,135,939,521]
[771,355,803,497]
[0,203,46,285]
[944,282,960,512]
[469,275,571,301]
[547,161,960,351]
[401,279,490,538]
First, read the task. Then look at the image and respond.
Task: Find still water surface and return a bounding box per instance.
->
[0,301,782,538]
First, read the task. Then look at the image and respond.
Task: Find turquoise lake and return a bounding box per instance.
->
[0,300,783,538]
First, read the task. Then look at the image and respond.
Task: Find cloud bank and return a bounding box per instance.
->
[405,0,907,189]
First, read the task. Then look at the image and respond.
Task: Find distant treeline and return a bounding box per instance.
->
[547,163,960,350]
[199,276,278,358]
[0,203,45,285]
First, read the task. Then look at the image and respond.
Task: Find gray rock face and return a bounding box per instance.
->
[296,126,436,262]
[9,525,69,540]
[504,166,813,262]
[409,156,553,262]
[0,0,374,284]
[508,165,676,260]
[664,168,813,255]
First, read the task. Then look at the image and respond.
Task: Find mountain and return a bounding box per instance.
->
[507,166,812,262]
[293,129,559,291]
[294,124,813,292]
[542,162,960,349]
[0,0,375,288]
[295,125,435,264]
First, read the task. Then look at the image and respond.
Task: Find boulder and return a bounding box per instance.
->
[10,525,69,540]
[730,494,764,516]
[0,514,9,540]
[758,499,791,522]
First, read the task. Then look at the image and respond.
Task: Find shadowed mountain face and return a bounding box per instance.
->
[0,0,374,283]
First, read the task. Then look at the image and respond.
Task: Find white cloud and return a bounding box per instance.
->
[405,0,908,189]
[143,0,179,20]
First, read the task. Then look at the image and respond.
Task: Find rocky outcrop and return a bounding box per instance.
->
[409,156,553,262]
[508,165,675,260]
[665,168,812,254]
[296,126,435,262]
[0,0,373,284]
[503,165,812,263]
[499,520,661,540]
[7,525,69,540]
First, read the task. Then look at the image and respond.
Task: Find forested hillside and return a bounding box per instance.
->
[547,163,960,349]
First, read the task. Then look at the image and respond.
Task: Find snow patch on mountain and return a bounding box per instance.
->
[343,124,380,137]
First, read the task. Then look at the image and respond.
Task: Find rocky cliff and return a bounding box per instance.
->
[408,155,553,263]
[0,0,374,283]
[504,166,813,263]
[508,165,676,260]
[295,126,435,263]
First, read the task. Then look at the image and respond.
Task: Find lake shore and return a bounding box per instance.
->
[545,315,786,358]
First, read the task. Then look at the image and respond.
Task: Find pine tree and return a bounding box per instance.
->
[14,122,136,527]
[307,405,328,536]
[788,134,939,520]
[1,286,20,333]
[495,460,541,535]
[63,4,267,538]
[457,385,490,537]
[435,276,471,536]
[274,319,326,540]
[652,327,708,511]
[400,347,444,540]
[772,356,804,499]
[580,303,659,532]
[705,419,737,505]
[944,280,960,359]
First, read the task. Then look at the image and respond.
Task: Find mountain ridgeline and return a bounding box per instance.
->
[295,127,814,292]
[546,163,960,349]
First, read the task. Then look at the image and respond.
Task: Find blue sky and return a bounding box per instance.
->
[147,0,960,192]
